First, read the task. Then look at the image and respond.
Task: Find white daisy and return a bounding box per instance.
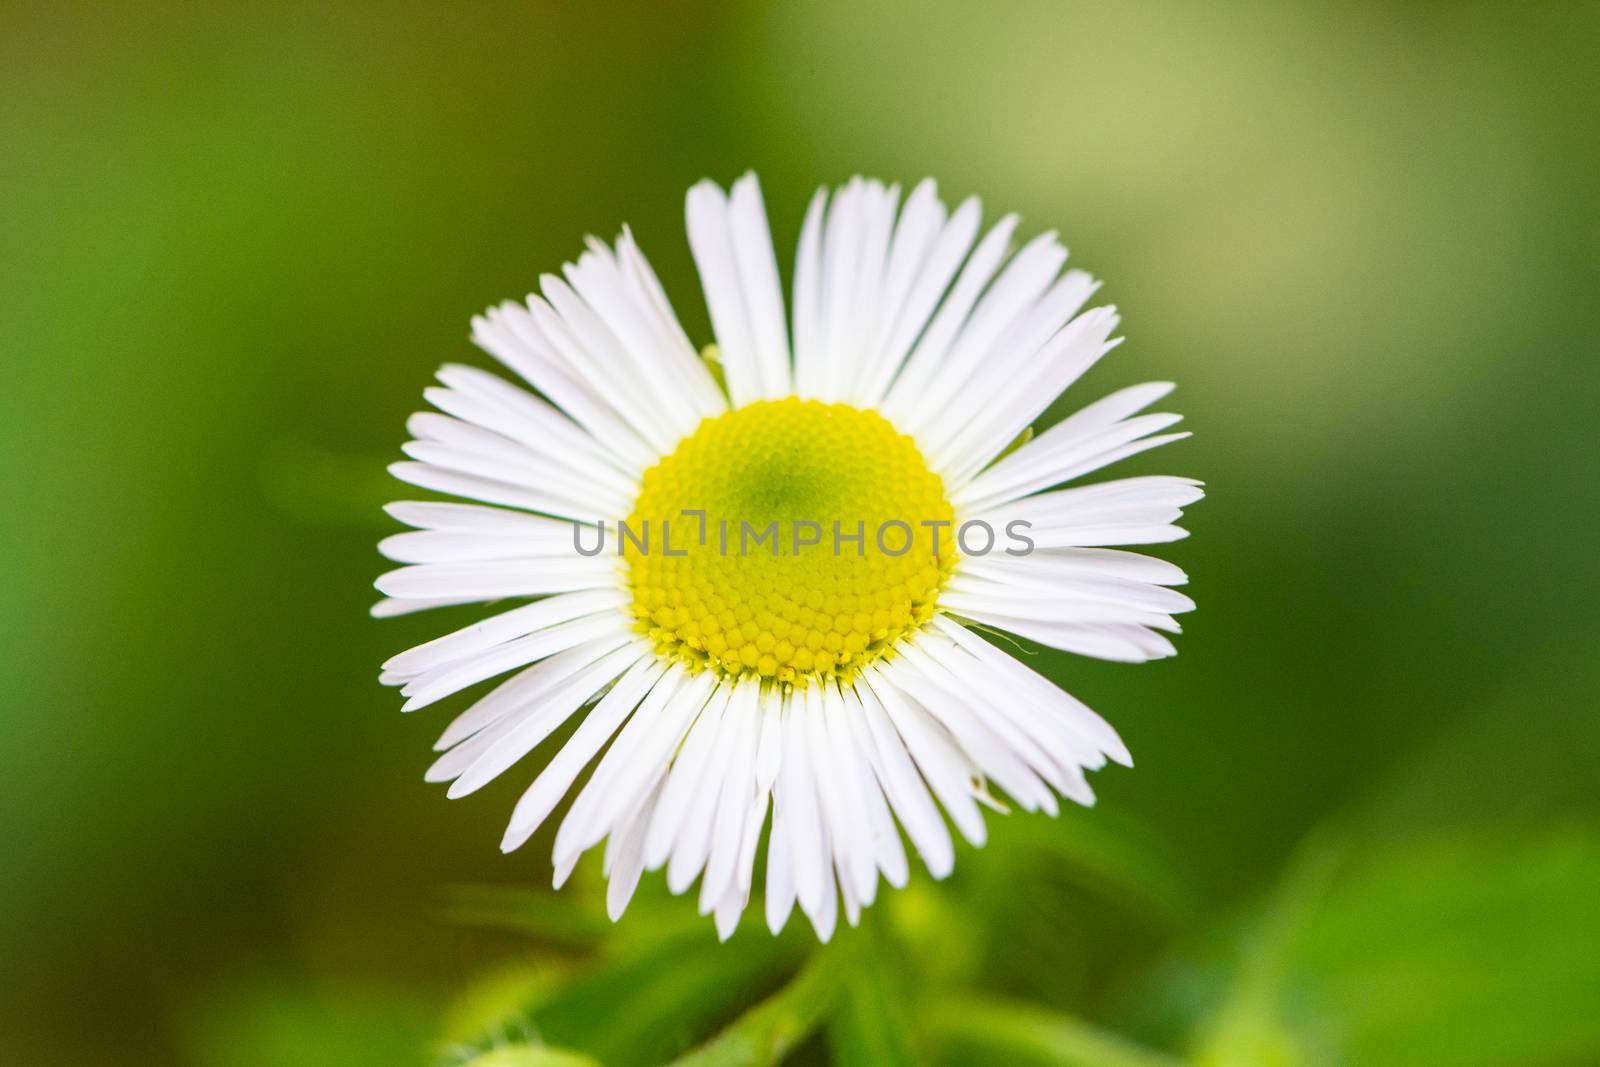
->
[376,173,1200,941]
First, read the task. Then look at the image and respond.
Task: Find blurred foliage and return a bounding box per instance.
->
[4,0,1598,1064]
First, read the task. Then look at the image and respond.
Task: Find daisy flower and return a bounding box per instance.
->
[376,174,1200,941]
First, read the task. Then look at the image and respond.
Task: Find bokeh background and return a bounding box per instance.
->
[5,2,1598,1064]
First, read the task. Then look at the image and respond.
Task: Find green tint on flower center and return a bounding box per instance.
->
[625,398,957,684]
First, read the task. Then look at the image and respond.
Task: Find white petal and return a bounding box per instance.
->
[890,642,1058,814]
[665,687,743,894]
[561,242,708,439]
[953,565,1196,616]
[934,306,1123,484]
[956,400,1188,514]
[816,178,868,402]
[375,557,616,601]
[734,786,769,897]
[964,546,1189,588]
[552,667,703,867]
[385,500,590,535]
[500,656,667,851]
[779,689,830,916]
[383,589,629,677]
[1050,380,1178,436]
[854,681,955,878]
[851,179,948,406]
[973,475,1204,530]
[397,440,617,520]
[402,410,634,518]
[754,693,784,792]
[615,226,728,420]
[874,196,983,404]
[386,461,604,524]
[561,670,702,865]
[552,848,580,890]
[687,177,789,405]
[932,615,1130,767]
[378,527,572,566]
[727,174,793,398]
[1016,523,1191,550]
[398,610,632,712]
[369,595,477,618]
[427,363,641,486]
[836,685,909,889]
[813,684,878,906]
[882,212,1018,426]
[529,280,682,455]
[905,230,1067,437]
[919,270,1100,474]
[791,187,829,399]
[912,630,1096,804]
[862,666,987,847]
[807,868,839,943]
[438,641,643,796]
[699,681,763,911]
[471,306,657,472]
[828,180,899,403]
[713,876,746,941]
[764,779,797,934]
[943,585,1180,635]
[430,636,635,753]
[953,611,1177,663]
[643,683,733,873]
[605,781,662,921]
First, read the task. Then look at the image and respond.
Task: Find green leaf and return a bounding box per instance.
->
[665,938,856,1067]
[526,925,795,1066]
[437,961,575,1053]
[927,995,1188,1067]
[458,1048,603,1067]
[434,915,794,1067]
[1185,838,1341,1067]
[826,929,921,1067]
[1188,828,1600,1067]
[1295,828,1600,1067]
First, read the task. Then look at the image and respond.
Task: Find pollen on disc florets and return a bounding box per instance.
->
[623,398,957,685]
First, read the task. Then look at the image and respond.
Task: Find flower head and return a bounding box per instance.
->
[376,174,1200,940]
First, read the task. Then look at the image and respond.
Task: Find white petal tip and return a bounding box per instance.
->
[687,179,727,203]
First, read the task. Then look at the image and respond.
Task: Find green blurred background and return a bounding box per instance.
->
[5,2,1598,1064]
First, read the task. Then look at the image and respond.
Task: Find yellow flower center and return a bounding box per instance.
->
[624,398,956,684]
